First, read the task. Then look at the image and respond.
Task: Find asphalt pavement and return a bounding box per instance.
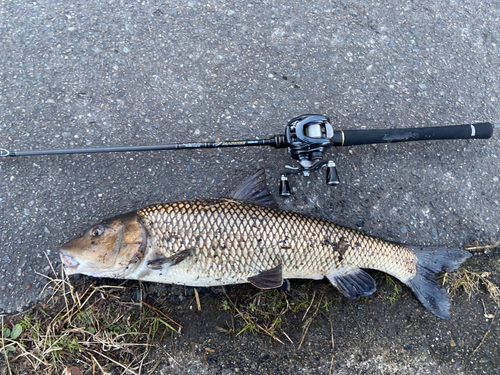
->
[0,0,499,373]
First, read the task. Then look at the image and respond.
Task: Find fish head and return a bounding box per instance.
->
[59,213,147,278]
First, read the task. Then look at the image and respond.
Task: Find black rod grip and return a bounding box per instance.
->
[332,122,493,147]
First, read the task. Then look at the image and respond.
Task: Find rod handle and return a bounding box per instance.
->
[332,122,493,147]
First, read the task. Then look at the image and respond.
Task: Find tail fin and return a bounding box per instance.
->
[406,247,471,319]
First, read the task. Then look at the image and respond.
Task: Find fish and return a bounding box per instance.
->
[60,169,470,319]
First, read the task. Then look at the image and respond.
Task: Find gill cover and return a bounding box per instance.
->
[60,213,146,277]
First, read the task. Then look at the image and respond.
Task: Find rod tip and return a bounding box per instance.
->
[0,148,10,157]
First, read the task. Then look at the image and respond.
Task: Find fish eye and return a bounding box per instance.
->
[91,225,105,237]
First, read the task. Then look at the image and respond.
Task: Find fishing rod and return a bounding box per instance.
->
[1,114,494,195]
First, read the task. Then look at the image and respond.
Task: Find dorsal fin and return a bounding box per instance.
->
[229,169,278,209]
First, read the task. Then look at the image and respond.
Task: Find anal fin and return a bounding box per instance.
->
[247,263,283,289]
[147,248,195,270]
[327,268,376,299]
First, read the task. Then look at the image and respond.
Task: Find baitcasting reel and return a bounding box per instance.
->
[279,114,340,195]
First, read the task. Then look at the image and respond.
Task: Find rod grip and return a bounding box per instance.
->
[331,122,493,147]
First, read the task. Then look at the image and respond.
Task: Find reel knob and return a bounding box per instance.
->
[279,174,291,196]
[326,160,340,185]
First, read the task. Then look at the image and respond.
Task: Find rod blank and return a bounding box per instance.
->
[1,138,277,157]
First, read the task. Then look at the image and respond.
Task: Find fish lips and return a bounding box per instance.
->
[59,250,80,274]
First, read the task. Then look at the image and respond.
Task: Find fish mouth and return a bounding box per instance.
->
[60,252,80,274]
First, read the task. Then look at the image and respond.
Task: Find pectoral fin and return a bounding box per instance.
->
[147,248,195,270]
[327,268,376,299]
[247,263,283,289]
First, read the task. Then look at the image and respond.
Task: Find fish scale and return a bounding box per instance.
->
[136,199,417,284]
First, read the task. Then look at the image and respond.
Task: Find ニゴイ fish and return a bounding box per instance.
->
[60,169,470,319]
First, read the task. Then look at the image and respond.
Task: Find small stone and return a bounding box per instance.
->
[483,323,489,331]
[227,10,235,16]
[259,352,270,361]
[450,339,456,347]
[404,344,414,350]
[123,47,130,53]
[419,83,427,89]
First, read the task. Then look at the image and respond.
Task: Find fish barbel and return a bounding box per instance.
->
[60,169,470,319]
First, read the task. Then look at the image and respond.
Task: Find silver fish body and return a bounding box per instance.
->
[60,170,470,319]
[131,199,416,286]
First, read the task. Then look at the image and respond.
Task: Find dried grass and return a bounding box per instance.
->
[0,264,181,375]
